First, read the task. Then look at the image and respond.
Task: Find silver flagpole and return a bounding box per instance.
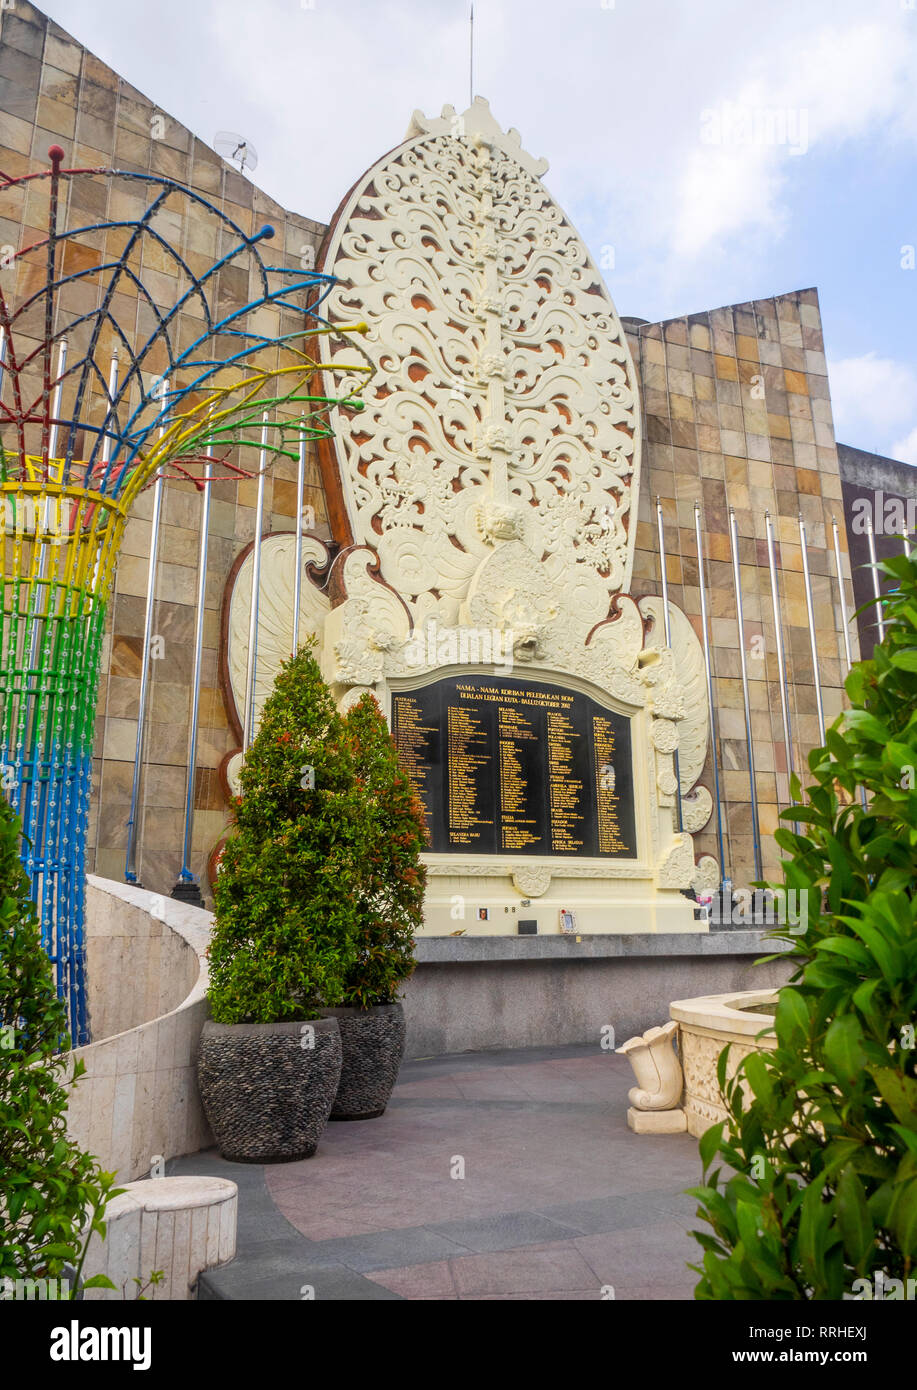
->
[866,516,885,643]
[694,502,727,888]
[291,416,306,658]
[729,509,762,882]
[832,516,868,811]
[173,433,213,905]
[831,516,854,675]
[242,414,269,754]
[799,514,825,746]
[903,527,910,558]
[765,511,794,789]
[125,373,167,884]
[655,497,683,832]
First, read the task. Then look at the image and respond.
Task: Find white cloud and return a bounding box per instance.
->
[892,426,917,467]
[828,352,917,457]
[669,20,917,262]
[37,0,917,332]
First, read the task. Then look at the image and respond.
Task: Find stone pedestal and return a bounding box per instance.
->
[627,1107,687,1134]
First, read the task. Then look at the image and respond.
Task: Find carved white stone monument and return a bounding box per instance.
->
[222,100,718,934]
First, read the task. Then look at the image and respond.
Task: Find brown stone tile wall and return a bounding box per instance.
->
[626,293,857,885]
[1,3,330,901]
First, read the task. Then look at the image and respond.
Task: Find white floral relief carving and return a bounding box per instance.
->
[319,100,641,627]
[680,1027,775,1134]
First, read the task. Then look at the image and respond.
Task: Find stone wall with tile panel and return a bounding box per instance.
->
[0,2,332,900]
[624,291,856,885]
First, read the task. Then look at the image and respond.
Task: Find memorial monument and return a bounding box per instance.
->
[221,100,717,934]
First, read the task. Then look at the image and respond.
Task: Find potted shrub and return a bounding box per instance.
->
[199,645,363,1163]
[320,692,427,1121]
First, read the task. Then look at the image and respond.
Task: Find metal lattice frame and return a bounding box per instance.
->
[0,147,369,1043]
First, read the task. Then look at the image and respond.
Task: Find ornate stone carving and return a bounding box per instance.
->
[692,853,720,893]
[656,834,695,889]
[682,786,714,834]
[618,1021,684,1110]
[226,533,331,734]
[511,866,552,898]
[318,98,642,624]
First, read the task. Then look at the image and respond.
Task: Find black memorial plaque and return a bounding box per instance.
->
[391,675,636,858]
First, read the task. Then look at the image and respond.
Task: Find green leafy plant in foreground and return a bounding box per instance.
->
[690,551,917,1299]
[0,796,120,1296]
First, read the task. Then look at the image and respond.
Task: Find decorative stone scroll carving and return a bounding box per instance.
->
[618,1021,688,1134]
[318,97,642,626]
[511,866,552,899]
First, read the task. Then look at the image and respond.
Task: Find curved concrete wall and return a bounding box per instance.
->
[65,878,214,1182]
[85,878,200,1040]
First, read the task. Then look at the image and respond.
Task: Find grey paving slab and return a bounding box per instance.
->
[199,1261,403,1301]
[295,1226,475,1273]
[423,1209,582,1252]
[177,1045,703,1300]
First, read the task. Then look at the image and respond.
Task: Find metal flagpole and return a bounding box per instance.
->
[765,512,794,790]
[655,497,683,832]
[866,516,885,643]
[832,516,868,811]
[799,514,825,746]
[172,434,213,905]
[291,417,306,658]
[125,373,168,884]
[694,502,727,889]
[729,509,763,882]
[831,517,854,676]
[242,414,268,754]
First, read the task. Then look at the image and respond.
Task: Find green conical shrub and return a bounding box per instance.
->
[209,643,364,1023]
[337,692,427,1008]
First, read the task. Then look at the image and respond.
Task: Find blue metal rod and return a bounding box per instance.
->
[178,443,213,882]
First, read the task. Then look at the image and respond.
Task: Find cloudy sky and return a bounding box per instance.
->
[43,0,917,463]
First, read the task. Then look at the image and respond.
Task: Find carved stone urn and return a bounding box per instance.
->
[617,1020,687,1133]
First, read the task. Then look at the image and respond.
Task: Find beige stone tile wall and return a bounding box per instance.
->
[0,3,331,900]
[626,294,857,884]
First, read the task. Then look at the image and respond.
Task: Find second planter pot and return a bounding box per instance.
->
[197,1016,342,1163]
[319,1002,406,1120]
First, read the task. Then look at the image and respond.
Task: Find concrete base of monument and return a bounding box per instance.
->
[399,932,793,1059]
[419,874,701,935]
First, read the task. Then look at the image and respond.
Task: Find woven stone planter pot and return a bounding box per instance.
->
[197,1017,342,1162]
[319,1003,406,1121]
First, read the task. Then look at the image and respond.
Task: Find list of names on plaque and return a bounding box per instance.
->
[390,675,637,858]
[446,704,493,848]
[593,714,628,855]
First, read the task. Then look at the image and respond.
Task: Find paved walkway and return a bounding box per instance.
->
[178,1045,703,1300]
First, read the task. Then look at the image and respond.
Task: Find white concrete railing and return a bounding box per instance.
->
[65,878,214,1182]
[82,1176,237,1301]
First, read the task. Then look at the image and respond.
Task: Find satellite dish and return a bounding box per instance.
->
[213,131,259,173]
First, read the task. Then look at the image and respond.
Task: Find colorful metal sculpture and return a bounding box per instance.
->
[0,147,369,1042]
